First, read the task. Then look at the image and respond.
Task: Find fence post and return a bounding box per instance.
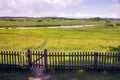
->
[94,52,98,70]
[44,49,48,69]
[27,49,32,70]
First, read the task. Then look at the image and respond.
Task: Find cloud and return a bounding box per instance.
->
[66,13,110,18]
[1,0,84,10]
[0,0,120,18]
[39,12,109,18]
[0,0,84,16]
[44,0,84,7]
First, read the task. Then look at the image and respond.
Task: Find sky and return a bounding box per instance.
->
[0,0,120,18]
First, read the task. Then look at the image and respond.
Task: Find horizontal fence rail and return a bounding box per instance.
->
[0,49,120,71]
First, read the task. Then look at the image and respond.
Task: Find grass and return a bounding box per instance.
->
[53,70,120,80]
[0,22,120,80]
[0,26,120,52]
[0,20,104,27]
[0,20,120,80]
[0,71,30,80]
[0,70,120,80]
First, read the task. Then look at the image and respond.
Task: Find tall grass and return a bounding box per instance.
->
[0,26,120,52]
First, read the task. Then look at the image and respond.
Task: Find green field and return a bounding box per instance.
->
[0,20,104,27]
[0,19,120,80]
[0,26,120,52]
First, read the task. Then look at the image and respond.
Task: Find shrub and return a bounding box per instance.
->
[116,23,120,26]
[105,20,115,27]
[37,20,42,22]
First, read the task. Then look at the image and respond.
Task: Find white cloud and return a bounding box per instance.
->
[39,12,109,18]
[0,0,120,18]
[0,0,84,16]
[1,0,84,10]
[44,0,84,7]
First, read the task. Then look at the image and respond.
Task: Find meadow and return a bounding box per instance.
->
[0,20,104,27]
[0,19,120,80]
[0,26,120,52]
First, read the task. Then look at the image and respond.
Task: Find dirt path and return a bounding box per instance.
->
[28,68,52,80]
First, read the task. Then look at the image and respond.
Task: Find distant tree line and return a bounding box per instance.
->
[0,17,120,24]
[89,17,120,27]
[89,17,120,21]
[0,17,79,22]
[0,17,41,22]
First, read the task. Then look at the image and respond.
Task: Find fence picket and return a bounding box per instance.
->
[68,53,70,69]
[86,52,87,67]
[79,52,81,69]
[60,52,62,69]
[1,51,3,65]
[98,52,101,70]
[83,52,85,67]
[74,52,76,69]
[55,52,57,68]
[63,52,65,69]
[77,52,79,69]
[49,52,51,68]
[72,52,74,69]
[35,51,37,68]
[118,53,120,67]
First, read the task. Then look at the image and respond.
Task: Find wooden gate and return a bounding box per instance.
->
[28,50,44,68]
[27,49,47,68]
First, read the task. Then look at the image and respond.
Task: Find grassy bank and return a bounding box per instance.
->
[0,26,120,52]
[0,20,104,27]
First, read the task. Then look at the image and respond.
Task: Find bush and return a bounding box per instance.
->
[116,23,120,26]
[37,20,42,22]
[105,20,115,27]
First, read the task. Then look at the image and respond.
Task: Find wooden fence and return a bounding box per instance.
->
[0,49,120,71]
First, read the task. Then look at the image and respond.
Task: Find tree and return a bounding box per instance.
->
[90,17,102,21]
[105,20,115,27]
